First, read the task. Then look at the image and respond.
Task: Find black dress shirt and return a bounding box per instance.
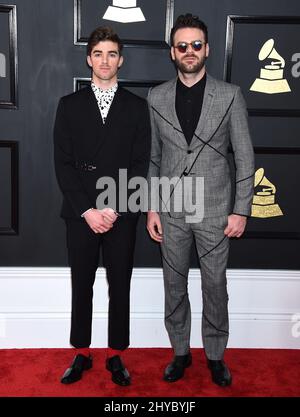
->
[176,73,207,145]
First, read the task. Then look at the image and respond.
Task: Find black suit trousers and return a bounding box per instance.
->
[65,214,139,350]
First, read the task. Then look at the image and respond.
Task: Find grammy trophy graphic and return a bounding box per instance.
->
[103,0,146,23]
[251,168,283,218]
[250,38,291,94]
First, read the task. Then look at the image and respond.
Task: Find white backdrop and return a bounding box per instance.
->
[0,268,299,349]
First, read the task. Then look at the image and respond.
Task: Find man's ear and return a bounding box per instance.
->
[118,55,124,69]
[205,43,210,59]
[87,55,92,68]
[170,47,175,61]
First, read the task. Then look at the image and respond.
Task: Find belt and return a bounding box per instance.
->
[75,161,97,171]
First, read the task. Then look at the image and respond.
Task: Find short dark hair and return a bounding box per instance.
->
[87,26,123,56]
[170,14,208,46]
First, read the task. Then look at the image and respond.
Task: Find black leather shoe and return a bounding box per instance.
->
[106,355,131,386]
[61,354,93,384]
[164,352,192,382]
[208,360,232,387]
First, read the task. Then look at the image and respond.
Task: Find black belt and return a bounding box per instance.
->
[75,161,97,171]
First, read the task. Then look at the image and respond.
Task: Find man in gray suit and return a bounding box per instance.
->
[147,14,255,386]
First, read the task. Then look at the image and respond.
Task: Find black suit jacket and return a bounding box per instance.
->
[54,85,151,218]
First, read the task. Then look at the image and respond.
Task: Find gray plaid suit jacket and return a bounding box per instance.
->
[147,74,255,219]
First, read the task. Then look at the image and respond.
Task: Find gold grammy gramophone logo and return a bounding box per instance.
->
[250,38,291,94]
[103,1,146,23]
[251,168,283,218]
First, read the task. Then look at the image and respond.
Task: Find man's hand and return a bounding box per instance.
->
[147,211,163,243]
[83,208,118,234]
[224,214,247,238]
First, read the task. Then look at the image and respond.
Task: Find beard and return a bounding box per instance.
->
[174,54,206,74]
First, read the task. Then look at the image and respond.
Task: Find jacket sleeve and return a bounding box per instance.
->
[126,99,151,213]
[53,97,92,217]
[229,87,255,217]
[146,88,163,212]
[128,99,151,180]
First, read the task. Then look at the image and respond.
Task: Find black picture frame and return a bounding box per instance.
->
[73,77,165,97]
[0,4,18,109]
[74,0,174,48]
[0,141,19,235]
[224,15,300,117]
[243,146,300,240]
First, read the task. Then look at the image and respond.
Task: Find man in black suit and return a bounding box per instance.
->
[54,27,151,386]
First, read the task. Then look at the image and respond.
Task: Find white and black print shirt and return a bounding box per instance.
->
[91,81,118,124]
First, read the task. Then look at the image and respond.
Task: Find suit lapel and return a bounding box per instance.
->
[162,75,217,150]
[190,74,216,148]
[163,78,188,149]
[88,86,125,158]
[102,86,125,131]
[84,86,104,154]
[85,85,103,128]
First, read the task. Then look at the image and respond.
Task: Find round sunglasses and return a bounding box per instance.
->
[174,40,206,53]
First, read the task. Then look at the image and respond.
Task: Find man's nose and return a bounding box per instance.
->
[186,43,194,53]
[102,54,108,63]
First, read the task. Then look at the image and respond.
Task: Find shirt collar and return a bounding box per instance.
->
[91,81,118,95]
[177,73,207,93]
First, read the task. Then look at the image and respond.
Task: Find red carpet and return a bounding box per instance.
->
[0,348,299,397]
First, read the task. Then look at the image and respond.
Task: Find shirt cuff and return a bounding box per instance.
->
[231,212,250,218]
[81,208,93,218]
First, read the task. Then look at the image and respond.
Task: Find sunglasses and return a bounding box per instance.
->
[174,40,206,53]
